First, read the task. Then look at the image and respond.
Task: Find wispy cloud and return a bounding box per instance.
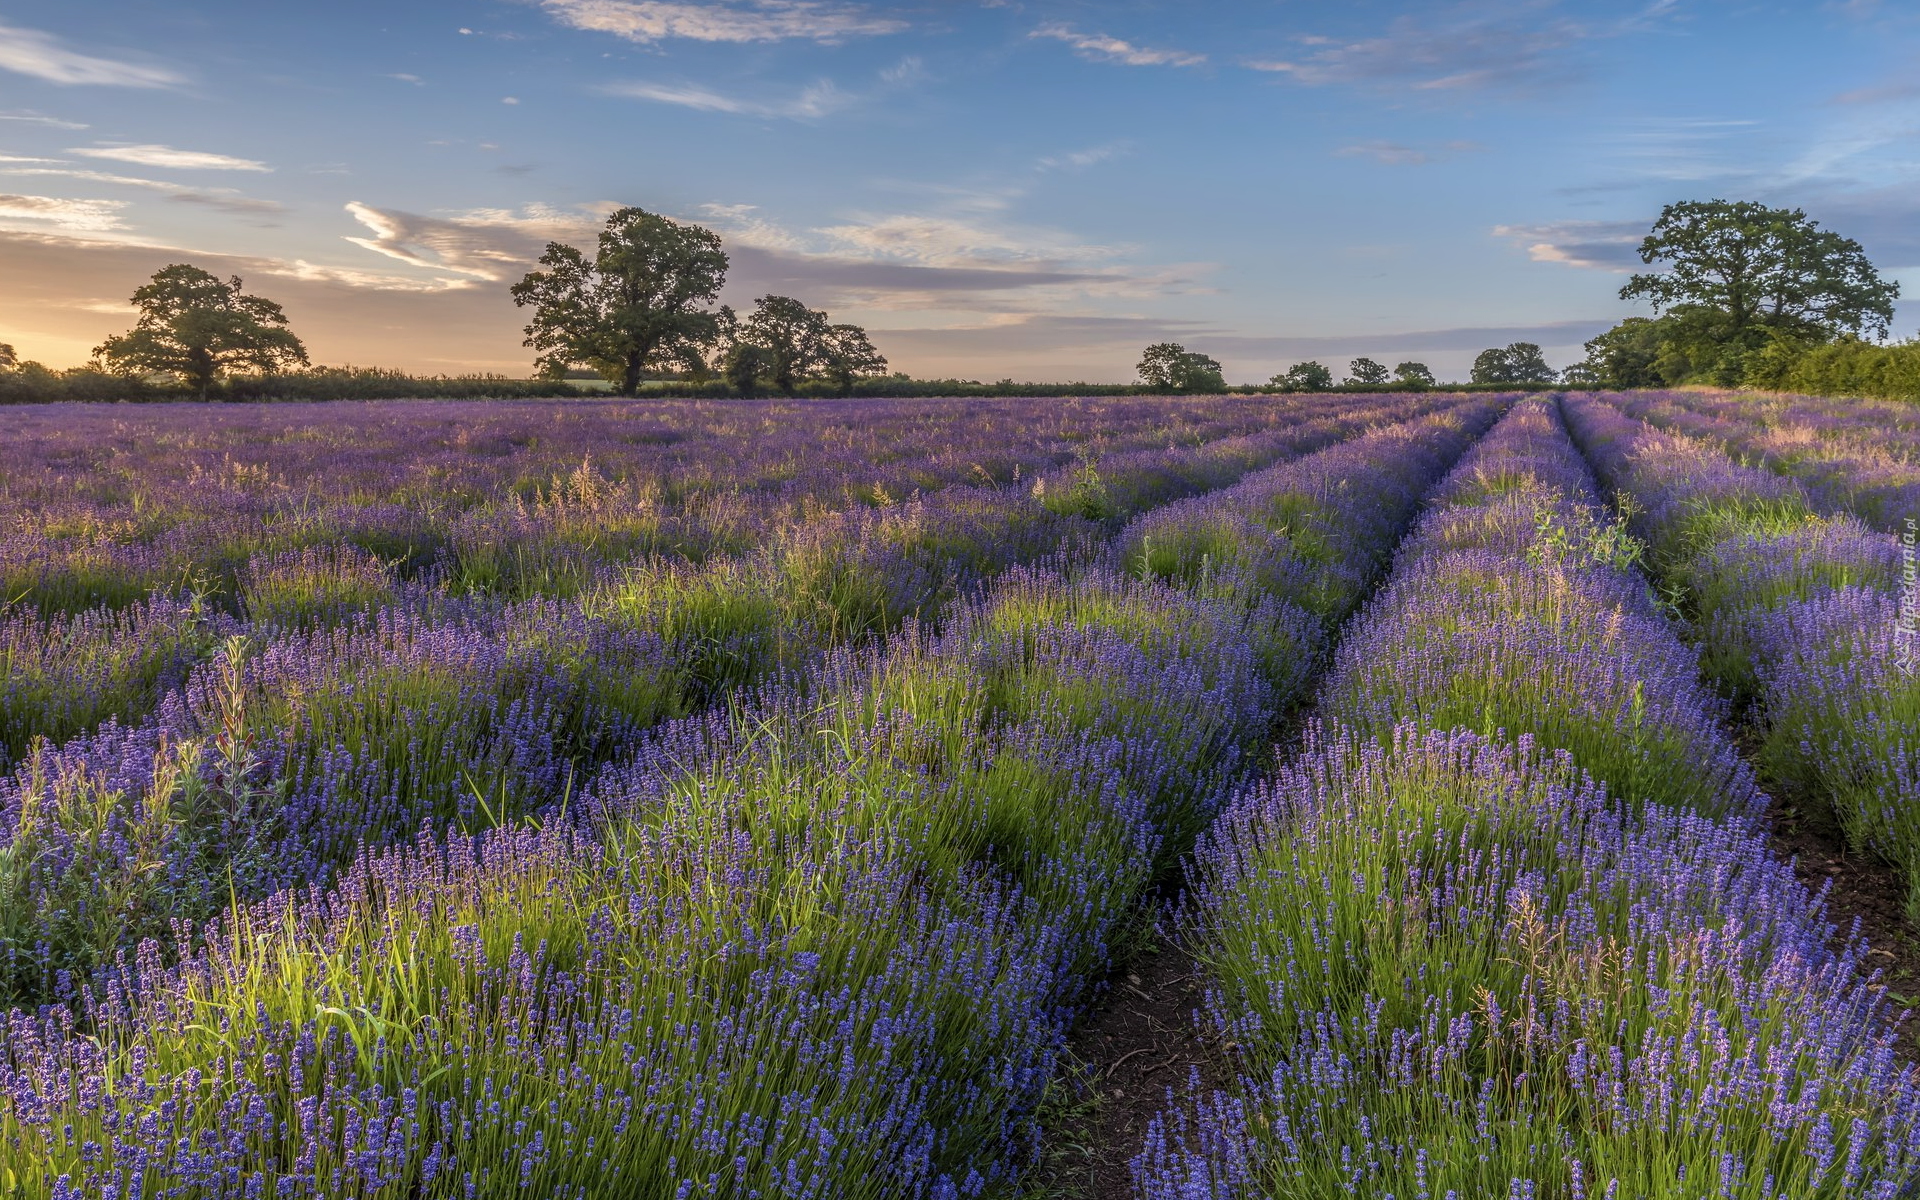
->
[879,55,923,85]
[167,191,288,218]
[601,79,852,119]
[1493,220,1646,271]
[0,109,89,129]
[697,202,1207,311]
[0,163,179,189]
[0,193,130,233]
[341,200,612,282]
[0,156,285,225]
[538,0,905,44]
[0,23,183,87]
[1832,76,1920,105]
[1335,139,1484,165]
[1031,24,1205,68]
[1038,142,1129,171]
[71,144,271,171]
[269,259,475,292]
[1245,4,1673,93]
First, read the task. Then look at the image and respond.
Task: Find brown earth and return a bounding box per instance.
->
[1025,926,1225,1199]
[1768,793,1920,1061]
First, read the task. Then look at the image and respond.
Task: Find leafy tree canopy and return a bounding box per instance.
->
[0,343,16,371]
[1393,361,1436,388]
[821,324,889,396]
[723,296,888,395]
[722,341,773,394]
[1574,201,1902,390]
[511,206,728,396]
[94,265,308,398]
[739,296,824,395]
[1573,318,1671,389]
[1621,199,1899,343]
[1271,361,1334,392]
[1137,342,1226,392]
[1470,342,1555,385]
[1346,357,1390,387]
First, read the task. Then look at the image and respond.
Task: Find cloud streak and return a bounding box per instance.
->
[601,79,852,119]
[167,192,288,218]
[72,144,271,171]
[0,23,183,87]
[1031,24,1206,67]
[1245,4,1676,93]
[539,0,904,44]
[1335,139,1484,165]
[0,193,130,233]
[1038,143,1129,171]
[0,110,89,129]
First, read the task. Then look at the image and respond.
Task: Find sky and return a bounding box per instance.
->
[1,1,1917,384]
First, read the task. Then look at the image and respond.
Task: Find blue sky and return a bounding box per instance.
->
[1,0,1916,382]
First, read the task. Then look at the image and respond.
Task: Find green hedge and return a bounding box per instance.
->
[0,364,1559,404]
[1774,338,1920,402]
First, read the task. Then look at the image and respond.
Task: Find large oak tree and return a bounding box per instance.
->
[511,207,728,396]
[1621,199,1899,342]
[1137,342,1225,391]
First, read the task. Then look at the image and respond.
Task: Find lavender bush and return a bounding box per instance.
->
[1563,393,1920,917]
[1140,400,1920,1199]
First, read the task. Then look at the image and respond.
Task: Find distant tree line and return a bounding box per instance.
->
[1134,343,1547,393]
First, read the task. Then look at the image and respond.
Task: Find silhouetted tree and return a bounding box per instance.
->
[820,324,889,396]
[95,265,308,398]
[738,296,826,395]
[1392,361,1436,388]
[1346,357,1390,386]
[724,296,886,395]
[511,206,728,396]
[1470,342,1554,384]
[1137,342,1226,391]
[722,341,774,393]
[1272,361,1334,392]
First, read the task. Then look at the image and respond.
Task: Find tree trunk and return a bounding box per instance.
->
[622,351,642,396]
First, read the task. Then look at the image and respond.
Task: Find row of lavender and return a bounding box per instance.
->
[1604,389,1919,535]
[1563,395,1920,918]
[0,394,1469,1010]
[1138,399,1920,1198]
[0,402,1499,1196]
[0,390,1424,765]
[1,394,1380,614]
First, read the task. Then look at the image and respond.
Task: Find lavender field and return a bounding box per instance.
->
[2,391,1917,1199]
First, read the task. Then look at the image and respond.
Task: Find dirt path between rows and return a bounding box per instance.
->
[1768,794,1920,1062]
[1025,919,1224,1199]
